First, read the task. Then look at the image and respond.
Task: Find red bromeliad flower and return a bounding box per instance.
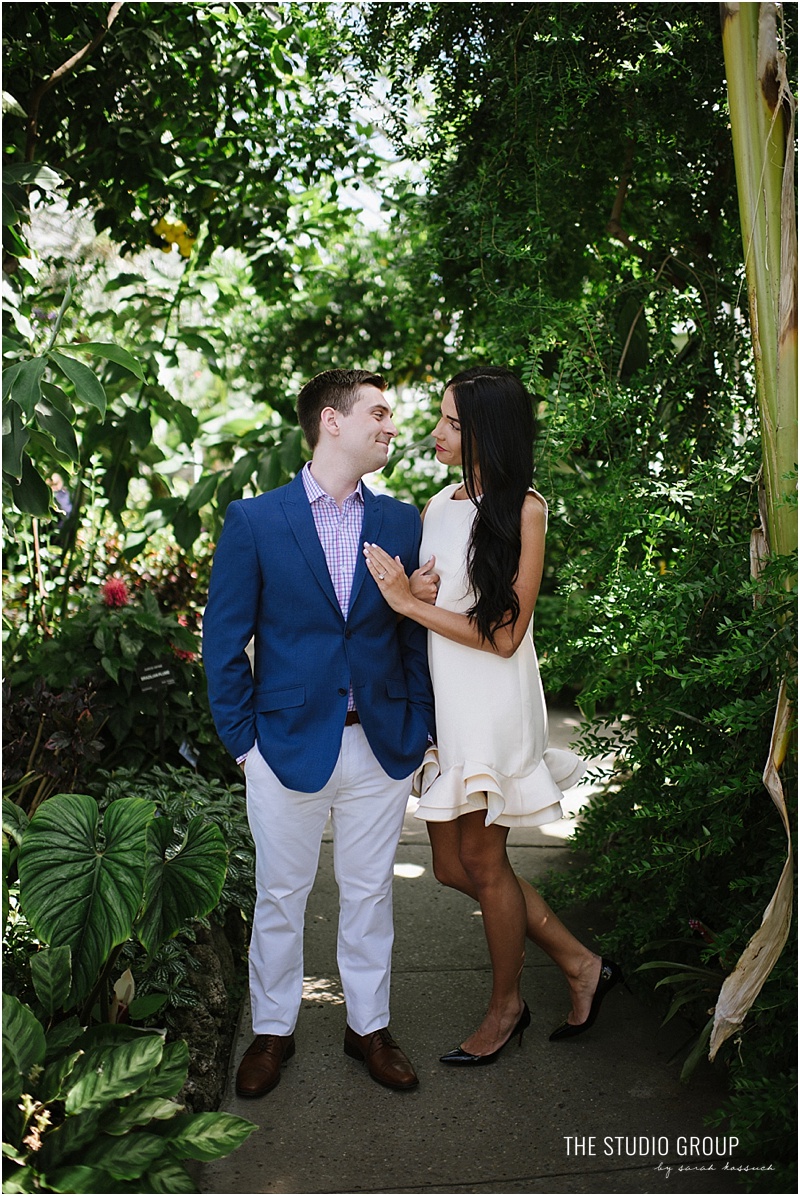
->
[101,578,130,607]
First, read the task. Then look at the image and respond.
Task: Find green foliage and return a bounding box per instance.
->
[2,1,361,276]
[2,1009,256,1193]
[92,765,255,929]
[9,792,227,1009]
[77,766,255,1035]
[343,2,798,1182]
[5,582,227,779]
[2,792,252,1193]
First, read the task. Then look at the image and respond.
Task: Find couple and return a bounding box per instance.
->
[203,366,621,1098]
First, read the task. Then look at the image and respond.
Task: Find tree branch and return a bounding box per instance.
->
[25,1,126,162]
[606,137,649,261]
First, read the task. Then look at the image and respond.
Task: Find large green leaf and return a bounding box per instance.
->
[37,1048,84,1104]
[2,797,29,846]
[2,362,23,399]
[44,1016,83,1064]
[2,398,29,477]
[34,395,80,462]
[162,1112,258,1161]
[64,1034,165,1115]
[137,1039,189,1100]
[137,817,227,956]
[142,1158,195,1193]
[185,472,219,512]
[7,452,53,515]
[18,795,154,1003]
[67,342,146,381]
[3,163,62,189]
[8,357,46,419]
[36,1107,102,1173]
[82,1131,168,1180]
[48,351,106,416]
[2,994,46,1102]
[30,945,72,1018]
[40,1164,113,1195]
[101,1095,181,1136]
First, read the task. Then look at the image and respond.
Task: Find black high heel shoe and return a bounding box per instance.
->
[440,1002,531,1066]
[549,958,623,1041]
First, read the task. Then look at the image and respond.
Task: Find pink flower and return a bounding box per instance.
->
[101,578,130,607]
[688,918,716,944]
[172,645,196,662]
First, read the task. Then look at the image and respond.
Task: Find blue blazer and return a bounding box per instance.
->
[203,471,435,792]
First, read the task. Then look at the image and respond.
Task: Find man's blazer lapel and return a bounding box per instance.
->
[281,472,341,616]
[349,483,384,611]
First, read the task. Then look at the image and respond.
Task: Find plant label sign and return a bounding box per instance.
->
[138,663,176,692]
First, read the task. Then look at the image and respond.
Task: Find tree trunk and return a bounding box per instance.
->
[710,1,797,1061]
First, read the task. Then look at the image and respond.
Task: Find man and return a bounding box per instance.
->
[203,369,434,1097]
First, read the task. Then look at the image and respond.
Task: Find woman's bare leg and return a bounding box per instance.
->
[440,811,526,1054]
[428,819,601,1026]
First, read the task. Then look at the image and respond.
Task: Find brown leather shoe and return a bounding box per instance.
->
[235,1033,295,1098]
[343,1025,419,1090]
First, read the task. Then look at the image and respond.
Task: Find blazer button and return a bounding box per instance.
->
[338,687,347,696]
[345,629,352,639]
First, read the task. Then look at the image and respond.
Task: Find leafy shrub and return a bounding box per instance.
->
[2,792,255,1192]
[89,765,255,1030]
[5,583,231,780]
[538,452,797,1189]
[1,680,105,817]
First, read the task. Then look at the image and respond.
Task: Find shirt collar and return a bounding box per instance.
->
[301,460,364,506]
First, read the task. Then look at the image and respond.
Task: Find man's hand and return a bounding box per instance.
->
[409,555,439,605]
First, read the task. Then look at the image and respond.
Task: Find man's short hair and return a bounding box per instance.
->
[297,369,387,450]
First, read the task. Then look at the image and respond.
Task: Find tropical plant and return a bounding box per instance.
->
[2,791,254,1193]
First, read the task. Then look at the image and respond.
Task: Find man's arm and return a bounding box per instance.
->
[202,500,260,760]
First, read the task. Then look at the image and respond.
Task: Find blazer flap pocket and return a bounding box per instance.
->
[386,677,408,700]
[255,685,305,713]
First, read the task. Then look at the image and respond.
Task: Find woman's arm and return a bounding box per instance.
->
[364,493,546,658]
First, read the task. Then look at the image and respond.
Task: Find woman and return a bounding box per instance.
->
[363,366,621,1064]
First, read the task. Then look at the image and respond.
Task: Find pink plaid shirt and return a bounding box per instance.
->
[300,462,364,622]
[301,462,363,711]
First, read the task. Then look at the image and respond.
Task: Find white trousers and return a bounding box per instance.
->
[244,725,412,1037]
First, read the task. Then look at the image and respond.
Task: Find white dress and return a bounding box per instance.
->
[413,483,586,828]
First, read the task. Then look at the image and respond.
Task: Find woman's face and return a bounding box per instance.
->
[432,387,463,467]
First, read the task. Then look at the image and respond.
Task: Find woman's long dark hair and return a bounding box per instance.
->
[447,366,536,646]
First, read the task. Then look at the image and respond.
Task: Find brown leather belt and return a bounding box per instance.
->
[344,710,361,726]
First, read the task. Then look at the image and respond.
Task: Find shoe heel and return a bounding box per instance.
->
[343,1040,363,1062]
[517,1002,531,1046]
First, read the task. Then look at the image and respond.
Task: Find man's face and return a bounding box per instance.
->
[333,385,397,474]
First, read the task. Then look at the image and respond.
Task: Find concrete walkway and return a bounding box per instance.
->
[201,712,738,1196]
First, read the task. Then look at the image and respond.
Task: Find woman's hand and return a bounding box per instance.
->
[409,555,439,605]
[363,542,415,615]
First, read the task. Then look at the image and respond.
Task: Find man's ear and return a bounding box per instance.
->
[320,406,339,436]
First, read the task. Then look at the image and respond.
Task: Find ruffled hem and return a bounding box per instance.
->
[412,744,587,828]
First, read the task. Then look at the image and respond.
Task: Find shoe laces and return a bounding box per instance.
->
[372,1028,399,1050]
[253,1034,285,1052]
